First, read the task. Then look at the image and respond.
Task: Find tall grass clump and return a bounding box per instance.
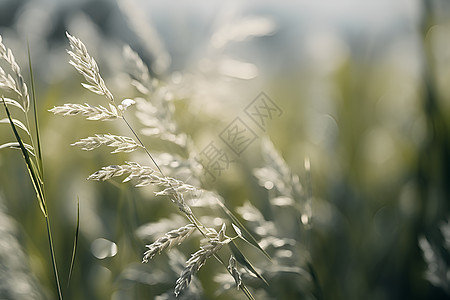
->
[0,35,63,299]
[51,32,274,299]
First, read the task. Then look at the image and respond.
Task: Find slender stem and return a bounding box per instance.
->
[27,43,62,298]
[123,115,203,223]
[122,113,228,239]
[122,114,226,250]
[122,116,165,176]
[123,115,206,227]
[45,216,63,300]
[27,41,43,178]
[67,200,80,289]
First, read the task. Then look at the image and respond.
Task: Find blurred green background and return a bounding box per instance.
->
[0,0,449,299]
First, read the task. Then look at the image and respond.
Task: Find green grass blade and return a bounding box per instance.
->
[29,156,44,186]
[240,284,256,300]
[27,42,43,177]
[45,217,63,300]
[307,262,323,300]
[67,199,80,289]
[228,241,269,286]
[216,199,271,261]
[2,98,47,216]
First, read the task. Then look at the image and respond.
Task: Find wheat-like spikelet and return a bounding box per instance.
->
[142,224,196,263]
[254,137,305,215]
[134,94,188,148]
[0,35,29,111]
[49,103,120,121]
[253,138,295,195]
[253,137,311,228]
[0,40,37,190]
[0,97,26,112]
[211,16,276,49]
[175,224,230,297]
[60,34,195,215]
[0,38,35,161]
[0,141,35,156]
[123,45,188,149]
[227,256,242,290]
[86,161,151,181]
[71,134,142,153]
[122,44,193,151]
[123,45,188,148]
[65,32,115,103]
[123,45,153,95]
[88,161,196,191]
[88,161,195,215]
[0,116,30,136]
[0,66,18,94]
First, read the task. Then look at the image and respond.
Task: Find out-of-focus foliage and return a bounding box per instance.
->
[0,197,43,299]
[419,218,450,294]
[0,0,450,299]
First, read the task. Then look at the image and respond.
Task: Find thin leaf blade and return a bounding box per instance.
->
[216,199,271,261]
[67,199,80,289]
[232,223,242,238]
[2,98,46,216]
[28,42,43,178]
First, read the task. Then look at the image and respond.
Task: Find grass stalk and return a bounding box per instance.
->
[3,99,63,300]
[27,41,43,177]
[1,43,64,299]
[45,217,63,300]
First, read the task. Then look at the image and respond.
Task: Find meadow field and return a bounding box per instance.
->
[0,1,449,299]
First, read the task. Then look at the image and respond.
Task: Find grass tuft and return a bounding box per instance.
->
[0,36,63,300]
